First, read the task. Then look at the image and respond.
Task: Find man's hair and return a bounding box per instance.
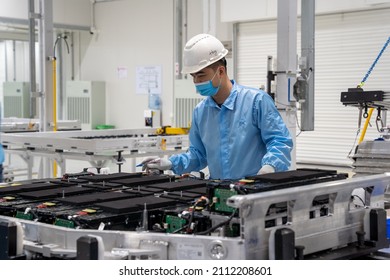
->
[209,57,227,71]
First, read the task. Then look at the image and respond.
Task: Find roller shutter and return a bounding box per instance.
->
[236,8,390,167]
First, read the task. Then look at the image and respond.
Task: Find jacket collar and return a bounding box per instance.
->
[205,80,237,110]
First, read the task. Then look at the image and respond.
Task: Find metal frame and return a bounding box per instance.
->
[1,128,189,179]
[0,173,388,259]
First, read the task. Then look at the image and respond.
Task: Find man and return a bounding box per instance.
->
[142,33,293,180]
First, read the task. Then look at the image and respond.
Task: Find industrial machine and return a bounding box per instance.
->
[0,168,388,260]
[0,118,82,182]
[3,82,33,118]
[1,118,81,133]
[1,128,187,153]
[1,128,189,179]
[340,87,390,176]
[66,81,106,130]
[340,87,390,208]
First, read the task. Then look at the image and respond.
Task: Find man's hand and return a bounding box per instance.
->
[257,165,275,175]
[140,156,172,172]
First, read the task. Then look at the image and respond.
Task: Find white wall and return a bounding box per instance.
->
[79,0,232,129]
[0,0,28,19]
[79,0,175,128]
[0,0,233,129]
[0,0,91,27]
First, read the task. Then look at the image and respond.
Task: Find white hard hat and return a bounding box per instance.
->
[182,33,228,74]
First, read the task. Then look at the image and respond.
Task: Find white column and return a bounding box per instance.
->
[276,0,298,169]
[38,0,54,177]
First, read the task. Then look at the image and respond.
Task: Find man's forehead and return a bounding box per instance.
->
[191,68,209,76]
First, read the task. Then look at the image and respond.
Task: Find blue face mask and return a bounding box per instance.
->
[195,69,221,97]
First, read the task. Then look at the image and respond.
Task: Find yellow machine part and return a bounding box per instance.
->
[156,126,190,135]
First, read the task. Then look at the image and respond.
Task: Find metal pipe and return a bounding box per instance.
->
[90,0,96,34]
[70,32,75,80]
[183,0,187,45]
[300,0,315,131]
[202,0,216,35]
[12,40,16,81]
[38,0,54,132]
[28,0,36,85]
[57,37,63,119]
[232,23,238,79]
[276,0,297,106]
[28,0,37,118]
[276,0,298,169]
[52,57,58,177]
[175,0,183,80]
[52,58,57,132]
[38,0,54,179]
[38,3,45,131]
[4,40,8,81]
